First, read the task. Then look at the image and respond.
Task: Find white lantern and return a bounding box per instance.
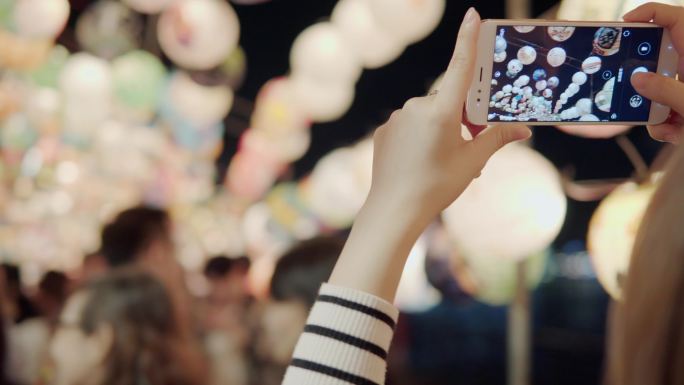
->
[394,237,442,311]
[241,128,311,163]
[251,78,310,136]
[442,144,566,261]
[226,150,283,202]
[588,181,657,300]
[303,147,371,228]
[122,0,174,14]
[290,22,362,85]
[13,0,70,39]
[158,0,240,70]
[289,74,355,122]
[168,71,233,127]
[368,0,446,44]
[59,53,112,134]
[331,0,406,69]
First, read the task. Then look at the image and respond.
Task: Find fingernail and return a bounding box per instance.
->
[463,7,476,24]
[631,72,652,89]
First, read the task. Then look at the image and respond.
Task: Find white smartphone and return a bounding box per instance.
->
[466,20,679,126]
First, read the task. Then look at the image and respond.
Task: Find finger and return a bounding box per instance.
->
[433,7,480,124]
[646,123,681,143]
[623,3,684,57]
[468,125,531,167]
[632,72,684,115]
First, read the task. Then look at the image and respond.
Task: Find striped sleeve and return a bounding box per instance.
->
[282,283,400,385]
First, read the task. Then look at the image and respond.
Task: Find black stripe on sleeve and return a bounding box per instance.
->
[290,358,380,385]
[303,324,387,359]
[317,295,396,329]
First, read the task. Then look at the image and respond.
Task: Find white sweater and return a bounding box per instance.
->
[282,284,399,385]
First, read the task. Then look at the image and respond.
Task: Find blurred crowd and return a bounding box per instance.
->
[0,206,343,385]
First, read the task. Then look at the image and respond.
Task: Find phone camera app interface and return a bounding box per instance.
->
[488,25,663,123]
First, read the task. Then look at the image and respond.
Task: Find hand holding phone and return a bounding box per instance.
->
[466,17,678,127]
[626,2,684,144]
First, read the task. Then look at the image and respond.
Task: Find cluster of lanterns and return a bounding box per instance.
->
[0,0,666,306]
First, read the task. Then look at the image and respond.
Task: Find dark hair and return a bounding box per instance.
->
[100,207,170,267]
[39,271,69,304]
[78,269,191,385]
[203,256,250,279]
[270,236,344,307]
[1,264,37,323]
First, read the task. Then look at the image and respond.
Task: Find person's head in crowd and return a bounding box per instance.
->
[50,269,192,385]
[203,255,250,305]
[34,271,70,327]
[1,264,37,324]
[100,206,173,269]
[606,141,684,385]
[253,236,344,375]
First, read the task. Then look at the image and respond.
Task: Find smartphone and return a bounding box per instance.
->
[466,20,678,126]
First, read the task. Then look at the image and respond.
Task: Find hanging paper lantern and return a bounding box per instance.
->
[112,50,166,112]
[368,0,446,44]
[241,128,311,163]
[226,150,284,202]
[331,0,406,69]
[289,74,355,122]
[167,71,233,127]
[290,22,362,85]
[242,202,293,260]
[442,144,566,261]
[158,0,240,70]
[122,0,173,14]
[189,46,248,90]
[251,78,309,136]
[451,248,548,305]
[266,183,320,240]
[59,53,112,136]
[12,0,70,39]
[0,30,52,70]
[28,45,69,89]
[76,1,143,60]
[587,180,657,300]
[394,237,442,311]
[302,146,372,228]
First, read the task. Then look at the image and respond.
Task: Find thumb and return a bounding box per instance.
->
[470,124,531,165]
[632,72,684,116]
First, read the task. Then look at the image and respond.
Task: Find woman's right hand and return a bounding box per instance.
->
[626,2,684,144]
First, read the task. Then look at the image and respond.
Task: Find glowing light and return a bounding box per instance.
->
[251,78,309,136]
[368,0,446,44]
[168,71,233,127]
[588,181,657,300]
[158,0,240,70]
[442,144,566,261]
[331,0,406,69]
[75,1,142,60]
[13,0,70,39]
[290,22,362,85]
[289,74,355,122]
[112,50,167,111]
[394,237,441,311]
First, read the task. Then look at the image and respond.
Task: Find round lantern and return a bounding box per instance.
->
[451,248,548,305]
[302,146,371,228]
[587,179,657,300]
[167,71,233,127]
[112,50,166,114]
[266,183,320,240]
[251,78,309,136]
[122,0,173,14]
[241,128,311,163]
[226,150,284,202]
[331,0,406,69]
[442,144,566,261]
[28,45,69,89]
[290,22,362,85]
[13,0,70,39]
[368,0,446,44]
[76,0,143,60]
[289,74,355,122]
[158,0,240,70]
[394,237,442,312]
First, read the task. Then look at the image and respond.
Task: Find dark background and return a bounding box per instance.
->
[58,1,668,384]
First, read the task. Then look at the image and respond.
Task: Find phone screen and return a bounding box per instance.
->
[487,25,663,123]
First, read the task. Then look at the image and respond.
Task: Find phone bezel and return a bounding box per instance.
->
[466,20,678,126]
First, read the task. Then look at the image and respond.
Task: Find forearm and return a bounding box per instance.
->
[329,193,428,303]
